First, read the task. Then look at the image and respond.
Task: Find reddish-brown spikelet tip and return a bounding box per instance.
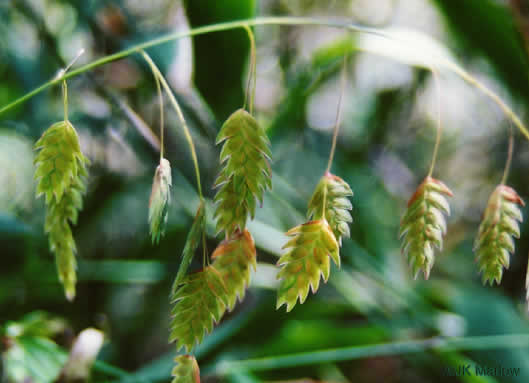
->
[499,184,525,206]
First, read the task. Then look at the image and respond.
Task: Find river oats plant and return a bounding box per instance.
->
[4,10,529,381]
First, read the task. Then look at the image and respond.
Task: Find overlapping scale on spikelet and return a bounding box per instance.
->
[34,121,89,301]
[400,176,453,280]
[211,229,257,311]
[149,158,172,244]
[308,172,353,245]
[474,185,524,285]
[213,109,271,237]
[169,267,228,352]
[276,219,339,312]
[172,355,200,383]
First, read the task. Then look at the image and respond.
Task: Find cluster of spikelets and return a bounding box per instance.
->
[474,185,524,285]
[148,158,172,244]
[277,172,353,311]
[169,108,268,367]
[34,120,89,301]
[399,176,453,280]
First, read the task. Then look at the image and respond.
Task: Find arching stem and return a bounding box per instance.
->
[243,25,257,115]
[501,123,514,185]
[427,68,442,177]
[154,70,165,160]
[325,57,347,174]
[62,80,68,122]
[140,50,203,198]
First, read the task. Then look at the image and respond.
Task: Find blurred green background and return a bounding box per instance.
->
[2,0,529,382]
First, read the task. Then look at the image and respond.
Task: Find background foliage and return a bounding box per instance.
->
[2,0,529,382]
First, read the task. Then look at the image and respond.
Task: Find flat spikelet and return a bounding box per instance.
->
[34,120,89,301]
[308,172,353,245]
[213,109,272,237]
[211,229,257,311]
[149,158,172,244]
[276,219,339,312]
[474,185,524,285]
[400,176,452,280]
[172,200,206,293]
[172,355,200,383]
[170,266,228,352]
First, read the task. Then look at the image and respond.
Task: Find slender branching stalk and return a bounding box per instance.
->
[325,57,347,174]
[427,68,442,177]
[140,50,203,197]
[243,25,257,115]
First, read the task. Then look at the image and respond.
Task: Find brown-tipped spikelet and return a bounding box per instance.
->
[213,109,272,238]
[149,158,172,244]
[474,185,524,285]
[400,176,453,280]
[34,120,89,301]
[172,355,200,383]
[308,172,353,245]
[276,219,340,312]
[211,229,257,311]
[169,267,228,352]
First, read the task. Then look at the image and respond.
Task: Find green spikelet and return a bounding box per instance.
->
[213,109,272,237]
[211,229,257,311]
[276,219,340,312]
[308,172,353,245]
[169,266,228,352]
[474,185,524,285]
[172,200,206,293]
[149,158,172,244]
[400,176,452,280]
[172,355,200,383]
[34,120,89,301]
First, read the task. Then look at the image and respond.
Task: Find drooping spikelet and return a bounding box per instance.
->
[308,172,353,245]
[276,219,340,312]
[211,229,257,311]
[172,355,200,383]
[400,176,453,280]
[170,266,228,352]
[474,185,524,285]
[213,109,272,237]
[149,158,172,244]
[34,120,89,301]
[171,200,206,294]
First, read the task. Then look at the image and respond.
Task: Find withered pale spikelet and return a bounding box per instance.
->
[474,185,524,285]
[34,120,89,301]
[149,158,172,244]
[211,229,257,311]
[213,109,272,238]
[400,176,453,280]
[307,172,353,245]
[276,219,340,312]
[169,266,228,352]
[172,355,200,383]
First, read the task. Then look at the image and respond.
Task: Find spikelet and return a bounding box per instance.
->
[213,109,272,237]
[400,176,453,280]
[172,201,206,293]
[276,219,339,312]
[34,120,89,301]
[149,158,172,244]
[172,355,200,383]
[211,229,257,311]
[169,266,228,352]
[474,185,524,285]
[307,172,353,245]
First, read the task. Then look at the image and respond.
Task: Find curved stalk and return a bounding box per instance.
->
[427,68,442,177]
[1,17,527,141]
[243,25,257,114]
[501,123,514,185]
[140,50,203,197]
[326,57,347,173]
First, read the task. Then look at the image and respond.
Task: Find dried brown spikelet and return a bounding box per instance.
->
[474,185,524,285]
[276,219,339,312]
[400,176,453,280]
